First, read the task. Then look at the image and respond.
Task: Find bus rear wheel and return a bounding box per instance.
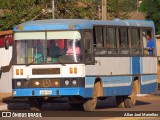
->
[124,82,137,108]
[116,96,125,108]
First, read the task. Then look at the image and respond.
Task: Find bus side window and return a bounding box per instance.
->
[142,30,154,55]
[105,27,117,54]
[130,28,141,54]
[119,28,130,54]
[94,27,104,47]
[84,31,94,64]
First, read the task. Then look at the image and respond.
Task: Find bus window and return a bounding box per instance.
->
[16,41,26,64]
[105,27,118,54]
[94,27,104,47]
[130,29,141,54]
[84,31,94,64]
[119,28,129,54]
[142,30,154,55]
[16,40,46,64]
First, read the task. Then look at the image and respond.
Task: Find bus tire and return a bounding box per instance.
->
[69,103,83,109]
[124,82,137,108]
[116,96,125,108]
[29,98,43,111]
[68,96,84,109]
[83,87,97,111]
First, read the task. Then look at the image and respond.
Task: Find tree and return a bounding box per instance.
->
[140,0,160,34]
[55,0,99,19]
[0,0,49,30]
[0,0,137,31]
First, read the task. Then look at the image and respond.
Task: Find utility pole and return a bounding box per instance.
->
[52,0,55,19]
[102,0,107,20]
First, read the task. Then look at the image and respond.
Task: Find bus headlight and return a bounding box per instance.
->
[17,81,22,87]
[35,81,40,86]
[65,80,69,86]
[54,81,59,86]
[72,80,77,86]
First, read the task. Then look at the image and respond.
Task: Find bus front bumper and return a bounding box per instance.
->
[12,88,85,97]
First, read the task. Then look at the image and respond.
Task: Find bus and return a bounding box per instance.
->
[12,19,157,111]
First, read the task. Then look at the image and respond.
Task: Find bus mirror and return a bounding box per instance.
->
[5,37,9,49]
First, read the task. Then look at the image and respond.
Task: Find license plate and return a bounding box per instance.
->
[40,90,52,95]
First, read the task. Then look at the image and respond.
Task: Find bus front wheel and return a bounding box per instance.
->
[83,88,97,111]
[124,82,137,108]
[29,98,43,111]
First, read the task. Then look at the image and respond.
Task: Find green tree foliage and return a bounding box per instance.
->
[55,0,99,19]
[0,0,137,31]
[0,0,49,30]
[140,0,160,34]
[119,0,137,19]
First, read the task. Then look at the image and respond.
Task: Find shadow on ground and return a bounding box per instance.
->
[3,96,151,111]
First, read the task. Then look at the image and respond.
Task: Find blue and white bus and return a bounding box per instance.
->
[12,19,157,111]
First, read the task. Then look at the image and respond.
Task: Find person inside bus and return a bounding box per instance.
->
[34,40,44,63]
[49,40,60,62]
[66,40,80,55]
[146,34,155,55]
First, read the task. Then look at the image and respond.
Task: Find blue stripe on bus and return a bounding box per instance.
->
[141,57,143,74]
[140,75,157,94]
[13,75,157,98]
[85,74,157,96]
[85,76,132,87]
[132,57,140,74]
[85,76,132,97]
[13,88,85,97]
[140,82,157,94]
[84,86,131,98]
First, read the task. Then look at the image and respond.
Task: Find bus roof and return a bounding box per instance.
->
[13,19,155,31]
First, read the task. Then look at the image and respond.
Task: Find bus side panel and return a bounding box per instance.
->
[140,75,157,94]
[132,57,140,74]
[140,57,157,94]
[85,76,132,97]
[85,57,131,76]
[85,57,132,97]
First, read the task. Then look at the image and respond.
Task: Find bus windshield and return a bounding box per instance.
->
[14,31,82,64]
